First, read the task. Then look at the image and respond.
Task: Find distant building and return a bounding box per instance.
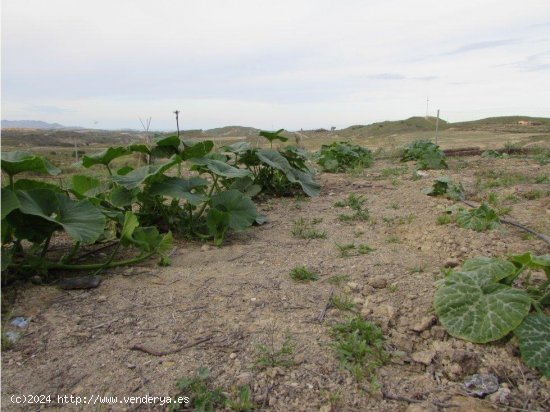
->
[517,120,530,126]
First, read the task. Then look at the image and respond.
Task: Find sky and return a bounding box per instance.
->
[2,0,550,130]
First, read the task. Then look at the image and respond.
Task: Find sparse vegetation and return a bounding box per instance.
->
[291,217,327,239]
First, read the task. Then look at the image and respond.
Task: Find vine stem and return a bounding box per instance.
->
[460,199,550,248]
[40,234,53,258]
[11,251,156,271]
[194,175,218,220]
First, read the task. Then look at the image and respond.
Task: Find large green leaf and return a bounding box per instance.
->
[461,257,517,282]
[229,176,262,197]
[256,149,320,196]
[111,159,178,189]
[190,158,252,179]
[221,142,252,155]
[210,189,257,231]
[151,135,181,158]
[109,186,139,207]
[13,189,105,243]
[511,252,550,278]
[70,175,104,198]
[288,169,321,197]
[147,176,208,206]
[181,140,214,160]
[81,147,132,168]
[120,211,139,242]
[515,314,550,378]
[434,270,532,343]
[256,148,292,172]
[1,188,20,220]
[1,151,61,177]
[56,196,106,243]
[12,179,62,193]
[259,129,288,144]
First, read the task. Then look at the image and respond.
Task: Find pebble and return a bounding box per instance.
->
[229,353,237,360]
[411,350,436,366]
[412,316,436,332]
[200,244,211,252]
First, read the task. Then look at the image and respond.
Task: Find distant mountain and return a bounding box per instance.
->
[2,120,70,129]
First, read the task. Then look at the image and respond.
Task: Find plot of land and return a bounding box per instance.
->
[2,151,549,410]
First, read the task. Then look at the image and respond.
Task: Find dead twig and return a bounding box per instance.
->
[317,288,334,323]
[130,335,212,356]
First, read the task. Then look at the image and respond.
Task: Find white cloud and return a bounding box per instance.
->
[2,0,550,129]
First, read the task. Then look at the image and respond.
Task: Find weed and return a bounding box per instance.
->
[226,386,258,411]
[436,213,455,225]
[535,173,548,183]
[386,235,401,244]
[327,274,351,285]
[291,218,327,239]
[409,266,425,274]
[389,202,400,210]
[336,243,356,258]
[334,193,369,222]
[387,283,398,293]
[256,331,295,368]
[289,266,318,282]
[320,390,343,409]
[522,190,542,200]
[357,244,375,255]
[330,294,356,312]
[331,316,389,382]
[353,229,365,237]
[170,367,226,412]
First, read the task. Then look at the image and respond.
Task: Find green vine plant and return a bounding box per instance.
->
[434,253,550,377]
[316,142,374,173]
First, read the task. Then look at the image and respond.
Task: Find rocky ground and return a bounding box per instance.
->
[2,155,549,411]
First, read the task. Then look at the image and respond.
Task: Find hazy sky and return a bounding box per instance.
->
[2,0,550,130]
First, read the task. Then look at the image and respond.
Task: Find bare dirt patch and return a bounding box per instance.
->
[2,156,549,411]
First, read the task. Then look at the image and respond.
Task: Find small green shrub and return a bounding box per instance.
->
[401,140,447,170]
[317,142,374,173]
[332,316,389,382]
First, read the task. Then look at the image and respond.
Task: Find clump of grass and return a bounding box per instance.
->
[389,202,400,210]
[336,242,375,257]
[436,213,455,225]
[226,386,258,412]
[289,266,318,282]
[291,217,327,239]
[386,235,401,244]
[332,316,389,382]
[387,283,398,293]
[409,266,425,274]
[327,274,351,285]
[330,294,356,312]
[535,173,548,183]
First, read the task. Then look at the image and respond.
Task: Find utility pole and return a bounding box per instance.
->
[435,109,440,145]
[425,97,429,119]
[173,110,180,137]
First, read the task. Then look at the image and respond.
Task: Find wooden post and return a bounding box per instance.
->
[435,109,440,145]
